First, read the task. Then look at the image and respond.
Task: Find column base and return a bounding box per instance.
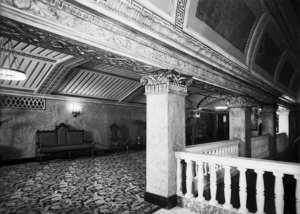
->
[144,192,177,209]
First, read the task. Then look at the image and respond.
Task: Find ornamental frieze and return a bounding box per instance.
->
[227,96,255,108]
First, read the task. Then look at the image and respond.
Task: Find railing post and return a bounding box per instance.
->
[274,172,284,214]
[196,161,205,202]
[238,167,248,214]
[255,170,265,214]
[176,158,183,196]
[223,165,232,210]
[209,163,218,206]
[295,175,300,214]
[185,160,194,199]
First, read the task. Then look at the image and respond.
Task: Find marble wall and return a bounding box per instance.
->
[0,98,146,160]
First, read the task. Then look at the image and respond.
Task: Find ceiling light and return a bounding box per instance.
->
[215,106,228,110]
[0,38,26,81]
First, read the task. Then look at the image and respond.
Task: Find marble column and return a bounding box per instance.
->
[227,97,253,157]
[141,70,192,209]
[261,105,278,157]
[277,107,290,136]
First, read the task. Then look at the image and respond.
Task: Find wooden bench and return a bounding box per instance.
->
[36,123,94,160]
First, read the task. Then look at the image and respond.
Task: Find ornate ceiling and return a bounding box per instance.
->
[0,0,299,109]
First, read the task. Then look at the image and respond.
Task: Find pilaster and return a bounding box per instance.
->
[227,96,254,157]
[261,104,278,157]
[141,69,192,209]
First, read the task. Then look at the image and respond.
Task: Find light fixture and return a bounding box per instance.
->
[215,106,228,110]
[72,109,81,117]
[0,38,26,81]
[70,103,82,117]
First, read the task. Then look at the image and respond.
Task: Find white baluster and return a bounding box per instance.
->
[223,165,232,210]
[274,172,284,214]
[255,170,265,214]
[185,160,194,199]
[238,167,248,214]
[209,163,218,205]
[196,161,205,202]
[295,175,300,214]
[176,158,183,196]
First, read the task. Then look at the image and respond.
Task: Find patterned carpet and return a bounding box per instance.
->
[0,151,159,214]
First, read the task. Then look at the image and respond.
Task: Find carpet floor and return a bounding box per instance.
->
[0,151,159,214]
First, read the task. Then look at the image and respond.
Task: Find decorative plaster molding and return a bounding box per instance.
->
[0,16,159,74]
[141,69,192,95]
[36,57,89,94]
[261,105,278,113]
[0,1,282,103]
[227,96,255,108]
[0,89,146,108]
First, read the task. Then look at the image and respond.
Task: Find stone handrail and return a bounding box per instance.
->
[276,132,288,153]
[251,134,270,158]
[186,139,240,156]
[175,151,300,214]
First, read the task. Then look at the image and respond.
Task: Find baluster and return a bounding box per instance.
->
[238,167,248,214]
[209,163,218,205]
[185,160,194,199]
[274,172,284,214]
[255,170,265,214]
[295,175,300,214]
[196,161,205,202]
[223,165,232,210]
[176,158,183,196]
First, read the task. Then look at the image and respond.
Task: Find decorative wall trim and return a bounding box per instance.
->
[0,90,145,108]
[1,96,46,110]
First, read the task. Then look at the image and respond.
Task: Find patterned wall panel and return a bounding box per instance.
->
[279,61,295,88]
[255,34,282,76]
[196,0,256,52]
[1,96,45,110]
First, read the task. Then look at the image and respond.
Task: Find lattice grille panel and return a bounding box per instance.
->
[1,96,45,110]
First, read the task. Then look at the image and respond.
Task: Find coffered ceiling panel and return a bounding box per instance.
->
[55,69,141,101]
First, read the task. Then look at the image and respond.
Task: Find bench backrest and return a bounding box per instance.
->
[37,123,85,147]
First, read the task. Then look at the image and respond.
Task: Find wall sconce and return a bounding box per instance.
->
[72,109,81,117]
[70,104,82,117]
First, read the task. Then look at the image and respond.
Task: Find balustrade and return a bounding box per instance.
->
[186,139,240,156]
[175,152,300,214]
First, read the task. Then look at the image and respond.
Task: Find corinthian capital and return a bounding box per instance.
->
[277,106,290,116]
[140,69,192,95]
[226,96,254,108]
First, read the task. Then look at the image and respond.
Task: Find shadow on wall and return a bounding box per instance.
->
[0,146,23,160]
[120,125,130,140]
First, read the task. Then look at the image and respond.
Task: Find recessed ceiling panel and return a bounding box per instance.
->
[196,0,256,52]
[255,34,282,77]
[56,69,141,101]
[279,61,295,88]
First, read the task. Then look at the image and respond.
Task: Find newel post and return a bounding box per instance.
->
[141,69,192,209]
